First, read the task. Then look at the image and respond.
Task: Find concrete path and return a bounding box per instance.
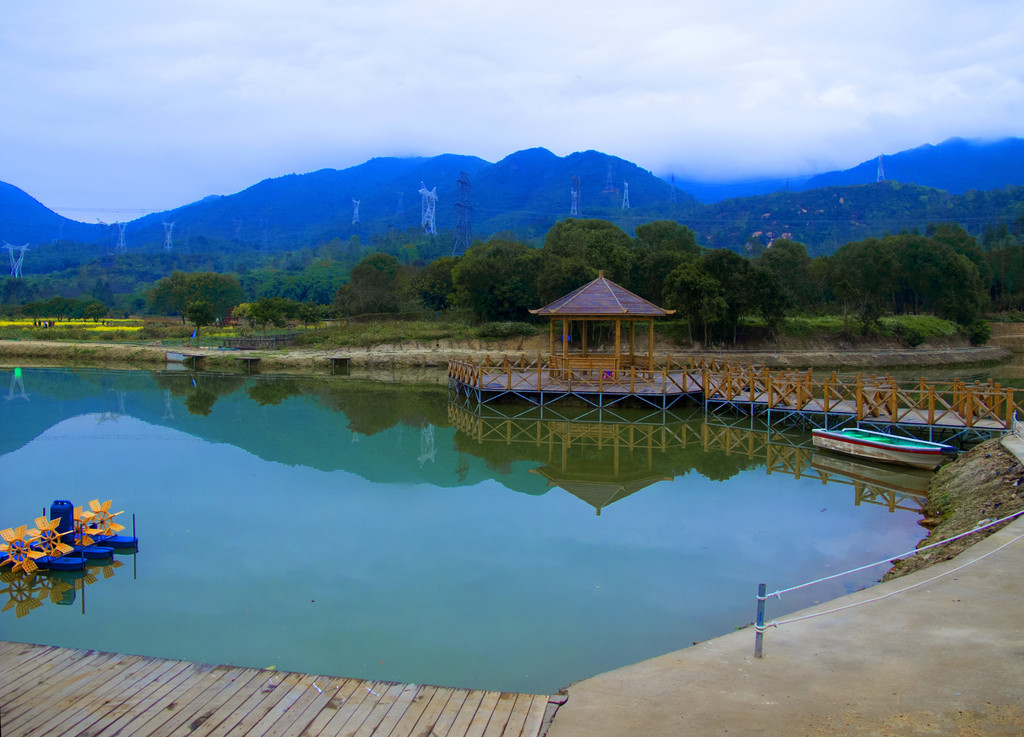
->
[548,515,1024,736]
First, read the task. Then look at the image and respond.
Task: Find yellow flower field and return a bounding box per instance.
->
[0,318,143,332]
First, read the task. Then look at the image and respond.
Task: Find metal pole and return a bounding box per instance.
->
[755,583,766,658]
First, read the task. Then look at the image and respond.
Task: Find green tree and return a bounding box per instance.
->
[630,221,699,304]
[82,301,108,322]
[149,271,243,322]
[341,253,402,315]
[663,258,727,346]
[756,239,812,310]
[542,219,633,283]
[247,297,290,333]
[185,299,215,335]
[416,256,459,311]
[452,239,543,322]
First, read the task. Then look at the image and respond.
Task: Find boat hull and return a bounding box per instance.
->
[811,429,956,470]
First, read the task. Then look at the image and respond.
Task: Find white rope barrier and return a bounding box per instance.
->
[762,527,1024,631]
[753,507,1024,656]
[766,507,1024,600]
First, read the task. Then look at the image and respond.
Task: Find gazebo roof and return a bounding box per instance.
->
[529,272,675,317]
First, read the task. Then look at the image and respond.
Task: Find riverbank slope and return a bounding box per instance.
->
[0,338,1012,372]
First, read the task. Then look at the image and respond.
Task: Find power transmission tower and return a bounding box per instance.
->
[453,171,472,256]
[669,174,677,204]
[418,182,437,235]
[352,198,360,225]
[114,222,127,253]
[622,181,630,209]
[603,164,616,193]
[570,175,581,216]
[3,243,29,277]
[876,154,885,182]
[162,221,175,252]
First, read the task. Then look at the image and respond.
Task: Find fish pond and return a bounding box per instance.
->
[0,365,950,693]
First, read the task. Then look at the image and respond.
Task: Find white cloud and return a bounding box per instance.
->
[0,0,1022,219]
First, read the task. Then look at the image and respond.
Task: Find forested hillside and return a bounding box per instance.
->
[5,139,1024,269]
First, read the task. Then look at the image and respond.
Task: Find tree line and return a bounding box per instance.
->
[7,217,1024,344]
[341,219,997,344]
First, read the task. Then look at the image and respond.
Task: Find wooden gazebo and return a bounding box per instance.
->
[529,271,675,376]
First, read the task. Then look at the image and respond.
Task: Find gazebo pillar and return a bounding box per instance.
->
[615,319,621,367]
[648,319,654,371]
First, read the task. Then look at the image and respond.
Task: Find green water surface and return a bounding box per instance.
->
[0,366,928,693]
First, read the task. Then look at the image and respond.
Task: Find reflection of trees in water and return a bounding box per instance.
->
[319,384,449,436]
[185,387,218,416]
[153,373,247,417]
[690,451,762,482]
[247,378,302,406]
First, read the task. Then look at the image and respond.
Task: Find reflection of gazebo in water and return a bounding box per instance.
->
[527,421,672,515]
[530,271,675,374]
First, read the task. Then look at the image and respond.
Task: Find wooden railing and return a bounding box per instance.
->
[450,354,1022,430]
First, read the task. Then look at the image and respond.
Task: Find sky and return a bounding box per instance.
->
[2,0,1022,223]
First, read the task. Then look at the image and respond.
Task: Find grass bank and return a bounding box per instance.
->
[884,437,1024,580]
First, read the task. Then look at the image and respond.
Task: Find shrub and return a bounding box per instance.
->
[968,320,992,346]
[476,322,539,339]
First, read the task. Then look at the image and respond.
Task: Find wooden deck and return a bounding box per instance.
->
[449,355,1019,433]
[0,641,559,737]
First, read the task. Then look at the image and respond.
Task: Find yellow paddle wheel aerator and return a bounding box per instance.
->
[85,499,125,538]
[32,516,74,559]
[72,507,96,548]
[0,526,45,575]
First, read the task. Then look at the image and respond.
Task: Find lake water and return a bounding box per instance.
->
[0,366,930,693]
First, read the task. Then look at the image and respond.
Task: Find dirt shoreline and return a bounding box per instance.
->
[0,337,1012,373]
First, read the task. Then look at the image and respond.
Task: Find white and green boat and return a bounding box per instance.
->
[811,427,958,470]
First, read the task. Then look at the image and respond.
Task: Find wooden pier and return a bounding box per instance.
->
[0,641,558,737]
[449,354,1018,440]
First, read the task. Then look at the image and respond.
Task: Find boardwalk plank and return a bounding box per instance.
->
[0,642,62,678]
[381,684,439,737]
[431,689,475,737]
[57,659,193,737]
[447,690,493,737]
[519,695,550,737]
[267,675,352,737]
[352,681,419,737]
[345,681,407,737]
[91,660,217,737]
[0,644,550,737]
[497,693,534,737]
[116,663,241,737]
[403,686,456,737]
[225,673,319,737]
[14,656,170,737]
[0,645,105,704]
[194,670,305,737]
[292,677,363,737]
[478,691,517,737]
[163,667,268,737]
[5,653,151,734]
